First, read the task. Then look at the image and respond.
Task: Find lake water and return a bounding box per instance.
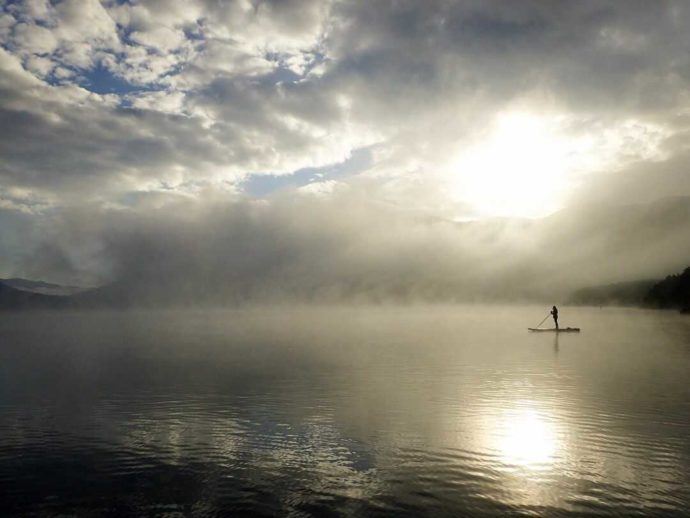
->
[1,306,689,516]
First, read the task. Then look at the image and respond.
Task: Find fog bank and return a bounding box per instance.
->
[9,190,690,306]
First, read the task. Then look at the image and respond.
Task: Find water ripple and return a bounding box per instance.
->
[1,306,689,515]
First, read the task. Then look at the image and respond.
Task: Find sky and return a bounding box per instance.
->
[1,0,690,300]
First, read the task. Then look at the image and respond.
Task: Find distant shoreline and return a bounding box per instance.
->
[2,266,689,313]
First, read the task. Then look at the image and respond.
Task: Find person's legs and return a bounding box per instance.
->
[554,316,559,330]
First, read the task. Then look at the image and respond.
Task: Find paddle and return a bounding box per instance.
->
[534,313,551,329]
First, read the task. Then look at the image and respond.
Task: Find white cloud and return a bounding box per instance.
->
[52,65,74,79]
[21,0,53,20]
[109,0,202,30]
[53,0,118,44]
[23,54,54,76]
[0,12,16,40]
[2,0,690,287]
[297,179,344,197]
[13,21,58,54]
[129,90,186,114]
[129,25,186,52]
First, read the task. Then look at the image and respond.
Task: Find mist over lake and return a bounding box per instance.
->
[2,306,689,516]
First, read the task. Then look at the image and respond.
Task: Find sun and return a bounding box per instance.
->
[448,112,590,218]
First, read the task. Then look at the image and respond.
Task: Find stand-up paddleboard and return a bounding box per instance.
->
[528,327,580,333]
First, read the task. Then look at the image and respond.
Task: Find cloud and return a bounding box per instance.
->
[7,184,690,302]
[1,0,690,292]
[12,21,58,54]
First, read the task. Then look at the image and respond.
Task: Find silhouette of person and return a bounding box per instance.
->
[551,305,559,330]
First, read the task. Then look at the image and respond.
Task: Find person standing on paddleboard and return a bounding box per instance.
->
[551,306,559,330]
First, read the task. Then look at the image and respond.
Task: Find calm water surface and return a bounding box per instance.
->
[1,306,689,516]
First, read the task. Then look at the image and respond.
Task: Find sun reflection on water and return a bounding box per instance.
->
[495,404,559,470]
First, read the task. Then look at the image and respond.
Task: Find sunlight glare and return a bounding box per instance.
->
[497,407,558,468]
[449,112,591,218]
